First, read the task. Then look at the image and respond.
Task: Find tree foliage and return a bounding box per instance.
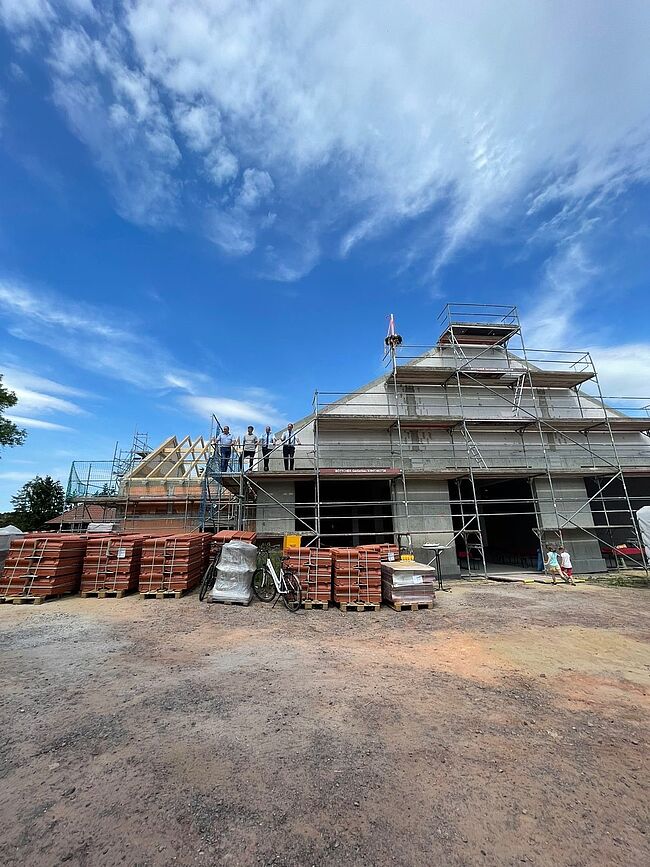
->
[0,375,27,453]
[10,475,66,531]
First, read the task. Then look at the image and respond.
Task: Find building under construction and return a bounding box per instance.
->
[66,304,650,576]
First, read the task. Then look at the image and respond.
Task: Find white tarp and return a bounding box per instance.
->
[211,540,257,605]
[638,506,650,561]
[0,525,23,573]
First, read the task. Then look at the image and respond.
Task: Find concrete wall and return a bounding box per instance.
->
[255,480,297,537]
[392,478,460,577]
[533,476,607,573]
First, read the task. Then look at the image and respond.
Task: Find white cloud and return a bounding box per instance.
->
[0,470,34,480]
[6,415,74,431]
[182,395,284,429]
[522,242,650,399]
[4,1,650,277]
[0,277,208,393]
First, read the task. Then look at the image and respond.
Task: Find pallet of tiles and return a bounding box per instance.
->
[210,530,257,561]
[80,534,146,597]
[381,560,436,610]
[139,533,206,597]
[284,547,332,606]
[331,547,381,609]
[0,533,87,602]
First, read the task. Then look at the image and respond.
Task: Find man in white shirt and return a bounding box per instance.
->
[281,423,300,470]
[261,426,276,471]
[241,426,259,470]
[216,426,234,473]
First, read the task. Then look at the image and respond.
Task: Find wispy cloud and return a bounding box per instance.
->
[0,276,286,429]
[0,276,207,393]
[6,415,74,431]
[522,241,650,398]
[3,1,650,279]
[182,395,284,429]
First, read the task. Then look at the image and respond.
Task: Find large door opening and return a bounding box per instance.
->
[450,477,539,570]
[295,480,394,547]
[478,478,538,568]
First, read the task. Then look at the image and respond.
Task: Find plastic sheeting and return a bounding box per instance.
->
[638,506,650,561]
[381,560,436,605]
[0,525,23,573]
[211,540,257,605]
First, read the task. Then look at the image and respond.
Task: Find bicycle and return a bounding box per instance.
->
[252,550,302,612]
[199,558,217,602]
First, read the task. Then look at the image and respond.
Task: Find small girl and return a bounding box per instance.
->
[545,547,564,584]
[558,546,575,585]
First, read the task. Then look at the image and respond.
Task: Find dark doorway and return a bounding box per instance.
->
[295,479,394,547]
[478,478,538,567]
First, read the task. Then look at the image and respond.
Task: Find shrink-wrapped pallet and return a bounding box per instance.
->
[381,560,436,605]
[211,540,257,604]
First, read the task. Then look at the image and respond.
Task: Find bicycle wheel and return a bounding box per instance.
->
[199,559,217,602]
[282,570,302,613]
[252,565,277,602]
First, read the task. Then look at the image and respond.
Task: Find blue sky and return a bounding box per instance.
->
[1,1,649,509]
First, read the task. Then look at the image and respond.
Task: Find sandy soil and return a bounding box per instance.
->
[0,581,648,867]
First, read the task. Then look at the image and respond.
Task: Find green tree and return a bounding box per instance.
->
[11,475,65,531]
[0,374,27,453]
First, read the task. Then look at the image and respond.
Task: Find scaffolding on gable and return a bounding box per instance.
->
[63,304,650,575]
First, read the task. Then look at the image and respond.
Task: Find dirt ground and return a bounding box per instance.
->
[0,581,648,867]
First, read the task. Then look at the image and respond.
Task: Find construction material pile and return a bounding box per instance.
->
[139,533,206,594]
[0,533,87,599]
[81,535,145,595]
[284,547,332,603]
[211,540,257,604]
[210,530,257,562]
[381,560,436,606]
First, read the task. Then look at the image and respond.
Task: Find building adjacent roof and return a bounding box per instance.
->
[45,504,117,525]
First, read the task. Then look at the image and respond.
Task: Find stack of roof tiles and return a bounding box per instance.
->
[80,535,145,594]
[331,547,375,606]
[0,533,87,599]
[210,530,257,561]
[284,547,332,603]
[139,533,206,593]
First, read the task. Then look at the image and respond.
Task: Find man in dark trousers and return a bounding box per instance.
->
[241,425,259,470]
[261,425,276,471]
[281,423,300,470]
[216,426,234,473]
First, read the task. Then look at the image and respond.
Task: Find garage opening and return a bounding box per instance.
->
[295,479,394,547]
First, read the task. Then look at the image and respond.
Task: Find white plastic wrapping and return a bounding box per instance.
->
[0,525,23,574]
[211,540,258,604]
[381,561,436,604]
[638,506,650,562]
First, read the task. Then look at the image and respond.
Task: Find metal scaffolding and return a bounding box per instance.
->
[63,304,650,574]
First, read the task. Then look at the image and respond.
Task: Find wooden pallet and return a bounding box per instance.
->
[207,598,250,606]
[81,589,128,599]
[386,600,435,611]
[334,601,380,612]
[301,600,330,610]
[0,593,72,605]
[139,590,187,599]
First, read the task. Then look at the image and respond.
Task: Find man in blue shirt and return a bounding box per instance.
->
[216,426,234,473]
